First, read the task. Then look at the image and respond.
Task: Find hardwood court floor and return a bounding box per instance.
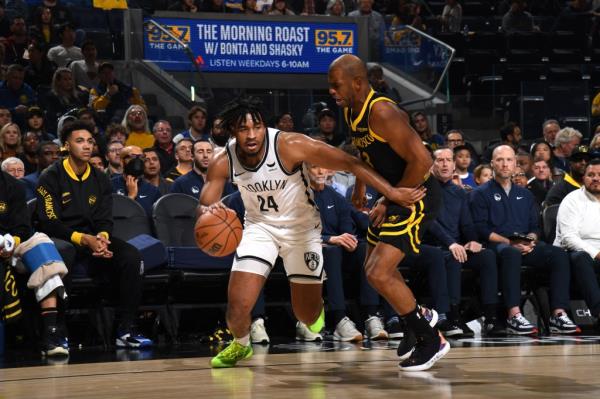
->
[2,338,600,398]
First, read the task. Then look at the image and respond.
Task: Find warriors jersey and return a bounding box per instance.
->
[226,128,320,230]
[344,88,408,186]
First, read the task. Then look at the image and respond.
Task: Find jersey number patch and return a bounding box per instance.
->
[257,195,279,212]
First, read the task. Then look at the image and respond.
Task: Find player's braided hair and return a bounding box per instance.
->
[217,96,265,137]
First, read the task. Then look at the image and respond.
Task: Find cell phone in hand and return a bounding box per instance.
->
[508,233,534,242]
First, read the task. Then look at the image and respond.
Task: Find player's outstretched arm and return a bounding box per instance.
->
[200,149,229,206]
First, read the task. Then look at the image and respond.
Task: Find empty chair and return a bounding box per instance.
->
[152,193,199,247]
[111,193,153,241]
[542,204,560,244]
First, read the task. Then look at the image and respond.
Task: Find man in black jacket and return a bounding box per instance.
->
[35,121,152,349]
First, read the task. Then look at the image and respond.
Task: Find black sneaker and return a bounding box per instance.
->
[399,332,450,372]
[397,307,439,360]
[41,326,69,357]
[386,316,404,339]
[549,312,579,334]
[483,317,506,337]
[459,321,475,338]
[438,319,463,337]
[506,313,538,335]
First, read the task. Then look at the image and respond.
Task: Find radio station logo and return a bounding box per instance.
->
[314,29,354,54]
[146,24,191,50]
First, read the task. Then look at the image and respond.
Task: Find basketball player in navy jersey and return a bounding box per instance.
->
[328,54,450,371]
[201,97,425,368]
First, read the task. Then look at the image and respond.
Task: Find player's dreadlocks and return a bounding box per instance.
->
[217,96,265,137]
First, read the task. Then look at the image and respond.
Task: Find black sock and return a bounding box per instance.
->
[401,305,435,338]
[331,310,346,327]
[362,305,379,321]
[41,308,58,330]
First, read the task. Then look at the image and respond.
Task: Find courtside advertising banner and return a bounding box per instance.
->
[144,17,358,73]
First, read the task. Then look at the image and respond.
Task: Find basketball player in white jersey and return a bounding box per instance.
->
[201,97,426,368]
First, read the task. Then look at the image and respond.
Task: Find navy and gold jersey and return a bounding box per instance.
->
[344,88,407,186]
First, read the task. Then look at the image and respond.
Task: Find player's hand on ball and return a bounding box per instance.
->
[387,186,426,207]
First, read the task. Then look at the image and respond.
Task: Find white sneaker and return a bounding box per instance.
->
[250,318,270,344]
[365,316,389,340]
[333,317,363,342]
[295,321,323,342]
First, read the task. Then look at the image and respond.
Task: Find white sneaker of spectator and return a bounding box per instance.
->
[364,315,389,340]
[295,321,323,342]
[333,316,363,342]
[250,317,270,344]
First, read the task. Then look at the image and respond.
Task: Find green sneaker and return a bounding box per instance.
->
[308,306,325,334]
[210,340,253,368]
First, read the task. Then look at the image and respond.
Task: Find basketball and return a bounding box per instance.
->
[195,207,243,257]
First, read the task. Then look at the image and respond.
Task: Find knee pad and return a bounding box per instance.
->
[22,243,63,275]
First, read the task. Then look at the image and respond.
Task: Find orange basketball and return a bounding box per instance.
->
[195,207,243,257]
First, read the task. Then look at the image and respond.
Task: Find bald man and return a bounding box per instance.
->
[328,54,448,371]
[470,145,578,335]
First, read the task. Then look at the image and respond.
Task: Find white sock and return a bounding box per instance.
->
[235,334,250,346]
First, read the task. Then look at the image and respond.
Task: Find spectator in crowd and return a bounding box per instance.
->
[470,145,578,335]
[454,145,476,188]
[69,40,99,90]
[1,155,24,178]
[553,127,583,173]
[104,140,123,178]
[530,140,562,179]
[255,0,272,12]
[312,108,345,147]
[242,0,261,13]
[23,41,54,91]
[165,138,193,181]
[542,119,560,147]
[473,163,493,186]
[111,145,161,216]
[527,158,554,206]
[0,2,10,39]
[19,130,39,174]
[325,0,345,15]
[367,63,401,102]
[0,105,11,128]
[269,0,295,14]
[482,122,522,163]
[122,105,153,149]
[427,148,501,336]
[294,0,328,14]
[25,106,54,140]
[105,122,127,145]
[202,0,226,11]
[29,6,59,47]
[591,133,600,152]
[35,120,153,349]
[516,149,532,178]
[226,0,244,12]
[209,116,228,148]
[46,23,82,68]
[151,120,175,175]
[4,16,28,65]
[89,152,105,172]
[90,62,146,124]
[502,0,537,33]
[173,105,209,143]
[440,0,462,33]
[142,148,171,195]
[555,159,600,328]
[168,0,202,12]
[545,146,590,207]
[511,166,528,188]
[42,68,88,134]
[350,0,385,59]
[390,0,425,31]
[0,64,37,123]
[0,122,22,159]
[21,140,59,200]
[41,0,73,25]
[78,107,106,154]
[274,112,294,132]
[411,111,444,150]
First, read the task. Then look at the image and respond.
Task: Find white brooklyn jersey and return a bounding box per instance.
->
[226,128,320,229]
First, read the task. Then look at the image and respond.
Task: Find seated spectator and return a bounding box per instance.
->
[111,145,161,216]
[165,138,193,181]
[255,0,272,13]
[511,166,528,188]
[555,159,600,329]
[41,0,73,25]
[470,145,578,335]
[104,140,124,178]
[367,63,401,103]
[453,145,476,188]
[226,0,244,12]
[35,121,153,349]
[90,62,146,124]
[553,127,583,173]
[209,116,228,149]
[545,146,590,207]
[150,120,175,175]
[25,106,55,141]
[390,0,425,32]
[0,121,22,159]
[89,152,105,172]
[122,105,153,149]
[0,105,11,129]
[530,140,562,180]
[274,111,294,132]
[542,119,560,148]
[105,123,128,145]
[23,41,55,91]
[173,105,209,143]
[312,108,345,147]
[168,0,202,12]
[242,0,262,14]
[502,0,537,34]
[4,16,28,65]
[1,155,24,178]
[325,0,345,16]
[42,68,88,134]
[202,0,226,11]
[427,148,501,336]
[0,64,37,125]
[78,107,106,154]
[516,149,532,178]
[527,158,554,206]
[440,0,462,33]
[69,40,99,90]
[46,23,82,68]
[410,111,444,150]
[19,130,39,174]
[28,6,59,47]
[142,148,171,195]
[21,140,59,200]
[482,122,522,163]
[268,0,295,14]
